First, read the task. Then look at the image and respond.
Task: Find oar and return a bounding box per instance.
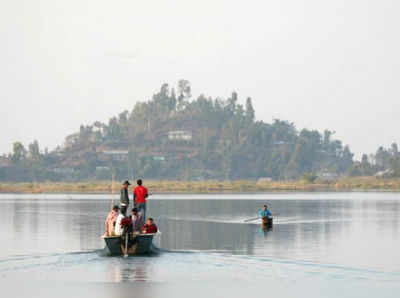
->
[244,217,260,223]
[244,213,280,223]
[123,232,128,258]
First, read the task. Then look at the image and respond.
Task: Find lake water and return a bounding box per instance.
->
[1,192,400,298]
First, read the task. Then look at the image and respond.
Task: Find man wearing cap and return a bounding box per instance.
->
[120,180,131,208]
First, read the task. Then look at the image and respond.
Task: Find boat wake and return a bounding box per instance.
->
[159,215,353,225]
[1,247,399,285]
[0,250,103,273]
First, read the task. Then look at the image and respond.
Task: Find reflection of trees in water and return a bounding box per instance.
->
[7,199,111,253]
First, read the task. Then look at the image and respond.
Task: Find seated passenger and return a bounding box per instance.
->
[141,217,158,234]
[104,205,119,237]
[130,208,144,232]
[115,206,127,236]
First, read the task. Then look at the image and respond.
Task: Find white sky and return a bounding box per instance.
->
[1,0,399,159]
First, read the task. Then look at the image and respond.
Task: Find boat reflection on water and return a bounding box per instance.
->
[261,217,273,234]
[110,260,150,282]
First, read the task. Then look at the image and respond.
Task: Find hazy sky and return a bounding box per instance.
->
[1,0,399,159]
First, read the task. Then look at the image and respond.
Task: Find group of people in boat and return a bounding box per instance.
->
[104,179,158,237]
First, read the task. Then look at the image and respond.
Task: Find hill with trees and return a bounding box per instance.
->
[2,80,395,183]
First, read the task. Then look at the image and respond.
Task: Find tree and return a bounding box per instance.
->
[304,172,318,183]
[361,154,369,165]
[160,83,169,98]
[177,80,191,110]
[28,140,40,160]
[245,97,255,123]
[119,111,129,124]
[169,88,177,111]
[391,143,398,156]
[12,142,26,163]
[226,92,238,114]
[2,81,359,181]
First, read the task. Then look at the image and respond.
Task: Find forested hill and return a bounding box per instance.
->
[2,81,356,181]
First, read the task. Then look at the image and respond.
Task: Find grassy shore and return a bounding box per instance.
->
[1,177,400,194]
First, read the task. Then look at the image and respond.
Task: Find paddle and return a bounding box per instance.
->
[123,231,129,258]
[244,217,260,223]
[244,213,280,223]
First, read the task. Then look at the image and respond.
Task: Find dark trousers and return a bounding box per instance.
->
[136,202,146,220]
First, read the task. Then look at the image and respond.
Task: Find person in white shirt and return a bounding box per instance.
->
[114,207,127,236]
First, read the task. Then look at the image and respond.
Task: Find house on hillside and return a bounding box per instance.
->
[375,169,394,178]
[317,171,338,182]
[168,130,192,141]
[257,177,273,184]
[152,155,165,161]
[273,141,288,146]
[51,168,75,174]
[97,149,128,161]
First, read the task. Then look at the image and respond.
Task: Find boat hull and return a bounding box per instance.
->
[261,217,273,228]
[104,234,155,255]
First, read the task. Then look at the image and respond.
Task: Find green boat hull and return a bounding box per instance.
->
[104,234,155,255]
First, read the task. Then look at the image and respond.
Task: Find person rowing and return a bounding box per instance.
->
[259,204,273,227]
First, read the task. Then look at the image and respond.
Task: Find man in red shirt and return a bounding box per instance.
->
[133,179,149,220]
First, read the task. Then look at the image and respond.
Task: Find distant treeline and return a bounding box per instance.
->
[0,80,399,182]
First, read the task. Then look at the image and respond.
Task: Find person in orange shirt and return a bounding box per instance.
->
[133,179,149,220]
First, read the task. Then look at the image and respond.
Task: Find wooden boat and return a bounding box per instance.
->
[261,217,273,228]
[103,233,156,256]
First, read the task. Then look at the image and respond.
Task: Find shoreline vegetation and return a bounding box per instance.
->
[1,177,400,194]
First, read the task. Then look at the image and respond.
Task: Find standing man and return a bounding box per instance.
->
[133,179,148,220]
[120,180,131,208]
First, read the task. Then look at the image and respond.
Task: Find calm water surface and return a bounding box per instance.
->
[1,192,399,297]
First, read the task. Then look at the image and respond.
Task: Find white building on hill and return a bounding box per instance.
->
[168,130,192,141]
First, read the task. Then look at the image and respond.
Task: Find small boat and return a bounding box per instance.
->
[261,217,273,228]
[103,233,156,256]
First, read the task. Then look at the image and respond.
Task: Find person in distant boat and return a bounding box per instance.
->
[104,205,119,237]
[259,204,272,219]
[115,206,127,236]
[259,204,273,229]
[141,217,158,234]
[120,180,131,208]
[130,207,144,232]
[133,179,149,220]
